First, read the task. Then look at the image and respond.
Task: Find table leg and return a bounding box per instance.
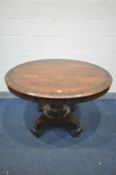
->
[31,103,82,137]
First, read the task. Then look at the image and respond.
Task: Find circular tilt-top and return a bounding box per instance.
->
[5,59,112,99]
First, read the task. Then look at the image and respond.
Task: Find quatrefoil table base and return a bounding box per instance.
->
[31,102,82,137]
[5,59,112,137]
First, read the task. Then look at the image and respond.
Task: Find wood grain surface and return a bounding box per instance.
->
[5,59,112,99]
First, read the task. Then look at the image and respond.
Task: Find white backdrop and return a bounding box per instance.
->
[0,0,115,91]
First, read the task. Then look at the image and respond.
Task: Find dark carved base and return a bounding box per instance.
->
[31,103,83,137]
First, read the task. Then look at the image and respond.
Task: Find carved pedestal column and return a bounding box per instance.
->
[31,102,82,137]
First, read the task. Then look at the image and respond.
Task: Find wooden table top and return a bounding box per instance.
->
[5,59,112,99]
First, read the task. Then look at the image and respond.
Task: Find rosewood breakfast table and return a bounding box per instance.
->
[5,59,112,137]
